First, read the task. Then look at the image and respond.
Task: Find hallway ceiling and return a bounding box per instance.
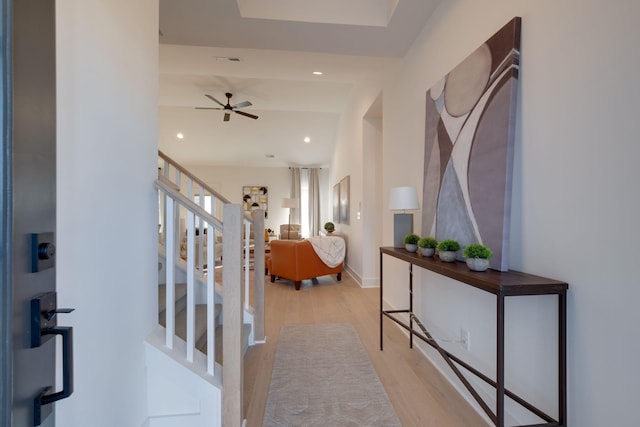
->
[158,0,440,167]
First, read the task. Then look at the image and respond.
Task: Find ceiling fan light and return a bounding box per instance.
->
[203,92,258,121]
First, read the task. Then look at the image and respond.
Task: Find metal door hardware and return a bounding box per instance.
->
[30,292,75,426]
[31,232,55,272]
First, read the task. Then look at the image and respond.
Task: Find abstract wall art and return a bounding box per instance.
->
[243,185,268,218]
[421,18,521,271]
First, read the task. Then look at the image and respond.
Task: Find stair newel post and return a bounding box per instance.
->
[222,204,243,427]
[253,210,265,343]
[164,194,176,349]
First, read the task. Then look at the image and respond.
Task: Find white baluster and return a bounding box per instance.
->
[197,186,205,274]
[207,222,215,376]
[164,195,175,349]
[186,210,195,362]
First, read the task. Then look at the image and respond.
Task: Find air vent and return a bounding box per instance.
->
[214,56,241,62]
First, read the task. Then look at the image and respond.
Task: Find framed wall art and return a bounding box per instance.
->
[339,176,350,225]
[242,185,268,218]
[332,183,340,223]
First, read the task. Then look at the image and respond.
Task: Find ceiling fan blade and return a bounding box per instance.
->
[235,110,258,120]
[232,100,252,109]
[195,107,224,110]
[224,112,230,122]
[205,94,226,107]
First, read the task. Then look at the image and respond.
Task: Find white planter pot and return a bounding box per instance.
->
[420,247,435,257]
[466,257,490,272]
[438,251,457,262]
[405,244,418,253]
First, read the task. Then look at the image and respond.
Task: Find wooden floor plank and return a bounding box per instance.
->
[243,272,489,427]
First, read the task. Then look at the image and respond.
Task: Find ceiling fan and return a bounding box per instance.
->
[196,92,259,121]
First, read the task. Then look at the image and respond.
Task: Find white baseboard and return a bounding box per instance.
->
[344,264,379,288]
[344,264,361,286]
[360,276,380,288]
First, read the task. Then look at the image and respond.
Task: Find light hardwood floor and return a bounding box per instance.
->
[242,271,489,427]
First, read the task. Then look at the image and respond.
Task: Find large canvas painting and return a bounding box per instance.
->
[421,18,521,271]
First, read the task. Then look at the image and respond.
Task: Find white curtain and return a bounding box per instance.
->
[289,167,301,224]
[308,168,321,236]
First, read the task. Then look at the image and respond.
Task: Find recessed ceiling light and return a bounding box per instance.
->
[312,71,323,75]
[176,132,184,139]
[304,137,311,143]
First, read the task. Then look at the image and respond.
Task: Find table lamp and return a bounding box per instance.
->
[389,186,419,248]
[281,198,298,239]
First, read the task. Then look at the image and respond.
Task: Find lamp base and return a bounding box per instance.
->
[393,213,413,248]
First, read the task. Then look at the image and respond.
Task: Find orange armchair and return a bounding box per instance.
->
[268,239,343,290]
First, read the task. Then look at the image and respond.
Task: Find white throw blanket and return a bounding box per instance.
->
[307,236,345,268]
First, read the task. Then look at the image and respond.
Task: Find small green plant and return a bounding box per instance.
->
[403,233,420,245]
[436,239,461,252]
[463,243,493,259]
[324,221,335,232]
[417,237,437,249]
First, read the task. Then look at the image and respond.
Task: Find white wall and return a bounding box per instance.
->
[56,1,158,426]
[332,82,394,281]
[378,0,640,425]
[361,112,383,286]
[184,165,331,236]
[184,165,290,233]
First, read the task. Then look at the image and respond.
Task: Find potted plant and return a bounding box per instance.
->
[463,243,493,272]
[417,236,437,257]
[403,233,420,253]
[436,239,460,262]
[324,221,335,233]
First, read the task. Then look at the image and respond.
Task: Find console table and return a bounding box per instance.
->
[379,247,568,427]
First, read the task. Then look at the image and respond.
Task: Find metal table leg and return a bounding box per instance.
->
[559,290,567,426]
[409,263,413,349]
[497,294,505,427]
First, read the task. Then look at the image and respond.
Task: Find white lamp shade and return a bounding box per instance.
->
[389,186,419,210]
[281,198,298,209]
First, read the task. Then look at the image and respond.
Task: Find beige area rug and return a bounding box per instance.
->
[262,323,401,427]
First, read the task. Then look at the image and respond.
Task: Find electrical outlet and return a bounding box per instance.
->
[460,328,470,351]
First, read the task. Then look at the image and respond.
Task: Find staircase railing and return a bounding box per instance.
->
[158,150,265,339]
[156,151,265,426]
